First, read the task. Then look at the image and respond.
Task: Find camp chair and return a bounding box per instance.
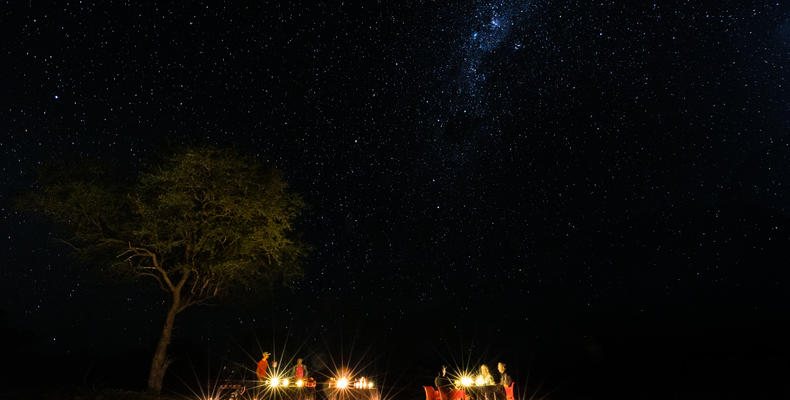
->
[424,386,441,400]
[449,389,467,400]
[504,382,515,400]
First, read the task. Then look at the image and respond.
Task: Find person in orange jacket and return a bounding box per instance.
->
[257,352,271,381]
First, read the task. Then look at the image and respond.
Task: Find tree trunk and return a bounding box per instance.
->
[147,300,180,394]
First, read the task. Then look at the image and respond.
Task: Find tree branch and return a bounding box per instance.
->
[176,271,224,313]
[117,243,176,292]
[138,271,168,293]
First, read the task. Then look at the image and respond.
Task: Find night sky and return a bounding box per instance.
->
[2,1,790,399]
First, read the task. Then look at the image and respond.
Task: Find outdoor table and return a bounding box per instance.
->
[322,386,380,400]
[461,385,500,400]
[218,380,317,400]
[271,386,317,400]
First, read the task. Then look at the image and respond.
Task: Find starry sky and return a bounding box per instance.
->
[2,1,790,398]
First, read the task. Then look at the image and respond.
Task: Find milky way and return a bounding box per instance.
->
[454,0,531,116]
[421,1,533,175]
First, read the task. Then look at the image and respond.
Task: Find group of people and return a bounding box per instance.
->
[435,362,512,400]
[257,351,310,382]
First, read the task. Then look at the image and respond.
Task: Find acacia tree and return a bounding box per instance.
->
[21,148,307,393]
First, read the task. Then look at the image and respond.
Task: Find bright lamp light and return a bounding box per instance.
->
[460,376,474,387]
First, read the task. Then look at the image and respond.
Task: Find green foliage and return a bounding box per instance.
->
[21,147,307,298]
[133,147,307,289]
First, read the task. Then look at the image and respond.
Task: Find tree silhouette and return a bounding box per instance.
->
[20,147,307,393]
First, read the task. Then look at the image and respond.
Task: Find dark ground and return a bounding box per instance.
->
[3,304,790,399]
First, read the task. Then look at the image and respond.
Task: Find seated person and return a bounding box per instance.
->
[476,365,496,400]
[294,358,309,380]
[435,365,453,399]
[497,362,511,387]
[477,364,495,386]
[495,362,512,400]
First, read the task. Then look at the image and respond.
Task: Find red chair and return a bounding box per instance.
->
[504,382,515,400]
[437,387,451,400]
[449,389,467,400]
[424,386,440,400]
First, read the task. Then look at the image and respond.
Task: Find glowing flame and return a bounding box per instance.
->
[269,377,280,387]
[296,379,304,387]
[460,376,474,387]
[282,378,290,387]
[368,382,374,389]
[337,377,349,389]
[354,377,368,389]
[475,376,485,386]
